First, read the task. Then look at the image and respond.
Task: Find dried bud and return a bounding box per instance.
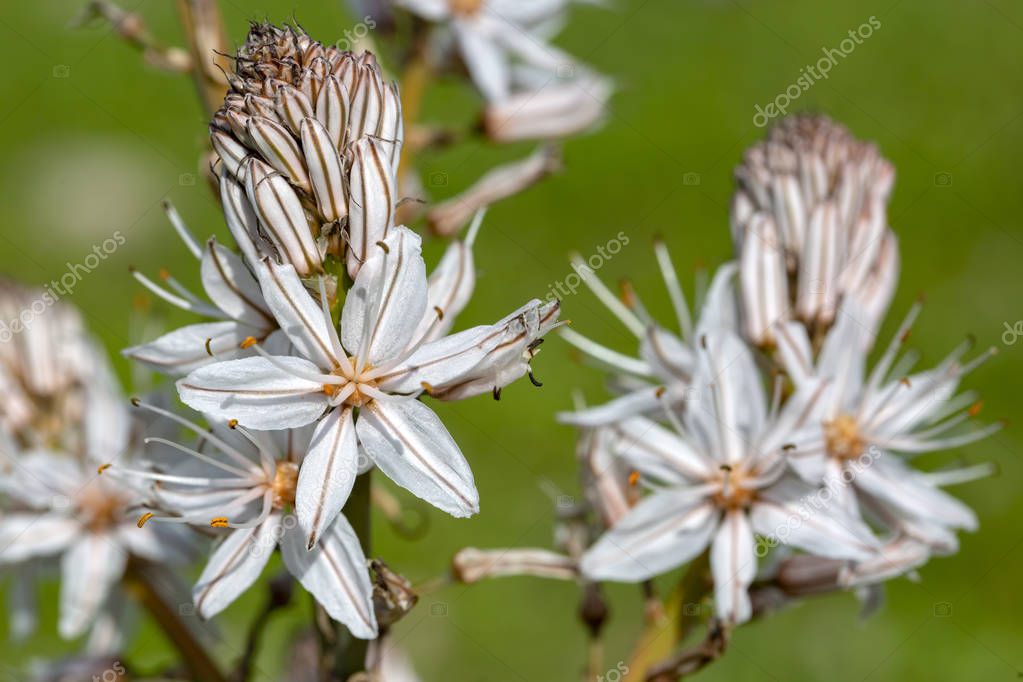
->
[483,73,612,143]
[371,559,419,628]
[452,547,578,583]
[732,114,898,346]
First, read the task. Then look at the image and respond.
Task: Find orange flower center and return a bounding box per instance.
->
[272,460,299,509]
[824,413,865,460]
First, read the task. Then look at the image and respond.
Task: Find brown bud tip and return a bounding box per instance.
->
[205,338,214,356]
[159,268,170,280]
[655,386,667,398]
[130,397,141,407]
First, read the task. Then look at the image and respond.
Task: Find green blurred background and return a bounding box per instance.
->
[1,1,1021,679]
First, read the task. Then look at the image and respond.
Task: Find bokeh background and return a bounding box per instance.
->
[1,1,1021,679]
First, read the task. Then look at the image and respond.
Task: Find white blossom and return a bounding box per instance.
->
[177,226,560,547]
[774,301,999,555]
[580,330,878,624]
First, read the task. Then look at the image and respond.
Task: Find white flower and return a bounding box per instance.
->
[580,331,877,624]
[396,0,590,102]
[178,226,560,547]
[557,246,738,427]
[0,345,189,650]
[124,202,282,375]
[774,302,999,554]
[732,115,898,347]
[118,402,377,637]
[0,280,94,449]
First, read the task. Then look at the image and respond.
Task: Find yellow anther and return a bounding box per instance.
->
[97,463,112,474]
[210,517,229,528]
[137,512,154,528]
[969,400,984,417]
[228,418,239,429]
[628,470,640,487]
[240,336,258,349]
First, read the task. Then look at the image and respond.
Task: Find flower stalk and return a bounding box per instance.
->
[122,560,227,682]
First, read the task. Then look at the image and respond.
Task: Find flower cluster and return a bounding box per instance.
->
[0,281,192,653]
[121,23,561,642]
[475,115,997,634]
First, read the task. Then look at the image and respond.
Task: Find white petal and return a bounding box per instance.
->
[193,516,281,619]
[255,259,341,370]
[281,513,377,638]
[752,479,877,561]
[177,356,328,429]
[856,456,977,531]
[427,299,561,401]
[709,510,756,624]
[0,514,78,564]
[201,239,273,327]
[639,325,693,383]
[454,21,509,102]
[357,398,478,517]
[341,227,428,367]
[556,385,670,428]
[610,416,714,483]
[296,407,359,550]
[581,492,717,582]
[375,324,511,395]
[123,321,253,376]
[59,533,127,638]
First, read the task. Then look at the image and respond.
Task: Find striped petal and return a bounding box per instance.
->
[357,398,479,518]
[295,407,359,550]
